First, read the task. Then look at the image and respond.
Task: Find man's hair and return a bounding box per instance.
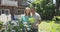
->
[30,6,36,11]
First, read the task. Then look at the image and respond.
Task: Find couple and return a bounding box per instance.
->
[21,7,41,32]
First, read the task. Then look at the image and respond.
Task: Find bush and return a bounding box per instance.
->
[0,20,3,25]
[0,20,3,30]
[52,16,60,23]
[7,20,23,32]
[53,16,60,21]
[30,0,55,20]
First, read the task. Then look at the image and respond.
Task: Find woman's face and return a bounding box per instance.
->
[26,8,31,14]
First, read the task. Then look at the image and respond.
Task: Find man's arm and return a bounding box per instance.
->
[38,15,41,24]
[36,15,41,26]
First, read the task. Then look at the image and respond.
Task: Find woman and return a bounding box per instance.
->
[21,7,31,32]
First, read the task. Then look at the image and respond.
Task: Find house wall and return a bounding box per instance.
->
[1,0,18,7]
[16,0,28,6]
[13,0,29,19]
[0,0,29,20]
[16,0,28,14]
[0,5,12,24]
[0,5,14,14]
[0,5,26,20]
[0,0,1,4]
[0,0,28,15]
[0,5,15,19]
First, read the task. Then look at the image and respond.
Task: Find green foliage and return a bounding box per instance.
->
[28,18,35,23]
[30,0,55,20]
[53,16,60,21]
[52,16,60,23]
[0,20,3,30]
[7,20,23,32]
[0,20,3,25]
[17,19,24,28]
[38,21,60,32]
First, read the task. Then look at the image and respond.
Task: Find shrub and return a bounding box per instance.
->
[30,0,55,20]
[0,20,3,30]
[53,16,60,21]
[7,20,23,32]
[52,16,60,23]
[0,20,3,25]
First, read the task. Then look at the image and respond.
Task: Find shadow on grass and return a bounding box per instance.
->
[55,21,60,24]
[41,20,60,24]
[41,20,52,23]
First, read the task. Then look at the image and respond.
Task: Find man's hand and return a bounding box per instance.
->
[38,20,41,24]
[36,24,39,26]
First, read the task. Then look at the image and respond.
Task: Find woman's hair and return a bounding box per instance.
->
[24,7,31,16]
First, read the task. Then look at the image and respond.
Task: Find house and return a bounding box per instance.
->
[0,0,30,24]
[0,0,29,20]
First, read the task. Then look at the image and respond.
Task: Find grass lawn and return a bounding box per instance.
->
[38,21,60,32]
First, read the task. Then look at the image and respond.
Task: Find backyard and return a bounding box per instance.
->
[39,21,60,32]
[30,0,60,32]
[0,16,60,32]
[0,0,60,32]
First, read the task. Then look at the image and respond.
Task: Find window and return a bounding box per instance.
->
[0,10,1,15]
[0,9,10,15]
[15,9,24,15]
[18,10,21,14]
[18,0,28,5]
[0,0,1,4]
[5,10,9,15]
[2,10,5,14]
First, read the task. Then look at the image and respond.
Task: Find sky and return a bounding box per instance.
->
[53,0,56,4]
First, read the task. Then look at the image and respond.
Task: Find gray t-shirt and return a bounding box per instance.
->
[31,12,41,29]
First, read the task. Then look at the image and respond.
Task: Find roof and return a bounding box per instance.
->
[1,0,18,7]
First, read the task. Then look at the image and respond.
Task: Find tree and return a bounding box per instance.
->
[30,0,55,20]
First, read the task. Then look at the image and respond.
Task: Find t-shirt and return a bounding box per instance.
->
[21,16,32,26]
[31,12,41,29]
[22,16,32,22]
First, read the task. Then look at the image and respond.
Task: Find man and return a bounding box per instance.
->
[30,7,41,32]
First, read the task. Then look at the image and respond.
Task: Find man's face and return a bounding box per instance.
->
[31,9,35,14]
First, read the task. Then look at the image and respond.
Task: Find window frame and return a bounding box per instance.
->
[15,9,24,15]
[0,9,10,15]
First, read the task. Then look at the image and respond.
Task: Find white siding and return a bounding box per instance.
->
[1,0,18,7]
